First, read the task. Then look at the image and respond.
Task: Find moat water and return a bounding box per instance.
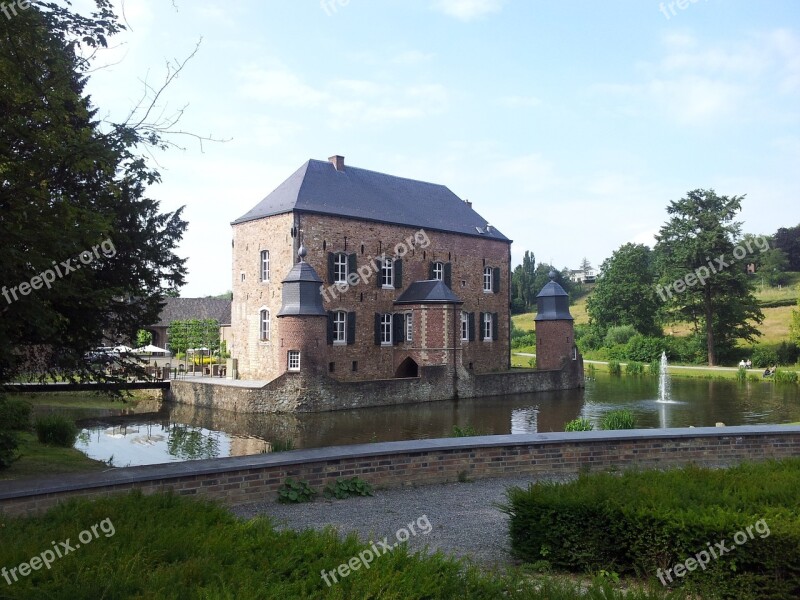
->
[45,374,800,467]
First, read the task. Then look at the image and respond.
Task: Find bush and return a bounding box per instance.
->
[664,334,705,364]
[604,325,638,347]
[600,409,635,430]
[451,424,482,437]
[575,324,604,352]
[776,341,800,366]
[751,346,779,368]
[501,460,800,599]
[625,335,667,363]
[0,430,20,469]
[736,366,747,383]
[34,414,78,447]
[0,397,32,430]
[323,477,374,500]
[277,478,316,503]
[773,369,799,385]
[564,418,593,432]
[607,360,622,376]
[647,360,660,376]
[625,361,644,376]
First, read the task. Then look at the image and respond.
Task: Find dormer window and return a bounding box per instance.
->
[432,262,444,281]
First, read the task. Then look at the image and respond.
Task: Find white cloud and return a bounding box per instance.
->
[431,0,504,21]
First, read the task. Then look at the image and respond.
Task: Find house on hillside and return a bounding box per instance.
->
[569,268,595,283]
[230,155,512,382]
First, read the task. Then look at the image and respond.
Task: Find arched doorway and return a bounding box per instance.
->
[395,357,419,378]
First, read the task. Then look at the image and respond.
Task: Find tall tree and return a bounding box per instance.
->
[0,2,188,382]
[586,243,661,336]
[773,224,800,271]
[511,250,536,312]
[654,189,763,365]
[579,257,592,274]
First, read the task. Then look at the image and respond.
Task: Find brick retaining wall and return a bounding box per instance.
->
[2,426,799,517]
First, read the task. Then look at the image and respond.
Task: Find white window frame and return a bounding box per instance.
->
[406,311,413,342]
[259,308,270,341]
[260,250,270,282]
[433,262,444,281]
[461,312,469,341]
[380,313,392,345]
[287,350,300,371]
[334,252,347,284]
[483,266,493,292]
[483,312,492,341]
[333,311,347,345]
[381,257,394,288]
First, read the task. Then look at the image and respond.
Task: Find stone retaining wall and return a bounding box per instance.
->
[2,426,799,517]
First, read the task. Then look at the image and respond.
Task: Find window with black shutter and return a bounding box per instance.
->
[392,313,404,345]
[444,262,452,288]
[347,311,356,345]
[394,259,403,288]
[492,267,501,294]
[492,312,499,340]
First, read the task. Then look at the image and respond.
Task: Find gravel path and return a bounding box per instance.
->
[230,474,574,567]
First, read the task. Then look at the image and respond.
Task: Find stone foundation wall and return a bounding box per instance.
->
[2,426,799,517]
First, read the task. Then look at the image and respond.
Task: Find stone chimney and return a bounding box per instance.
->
[328,155,345,171]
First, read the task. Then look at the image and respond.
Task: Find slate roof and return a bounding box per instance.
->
[155,298,232,326]
[232,159,511,241]
[394,280,463,305]
[534,279,573,321]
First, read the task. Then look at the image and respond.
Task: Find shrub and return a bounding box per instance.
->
[0,430,20,469]
[624,335,667,363]
[773,369,799,385]
[664,334,705,364]
[564,418,593,432]
[607,360,622,376]
[501,459,800,599]
[0,397,32,431]
[277,478,317,503]
[34,414,78,447]
[575,324,604,352]
[647,360,660,376]
[323,477,373,500]
[625,361,644,376]
[511,333,537,349]
[604,325,638,347]
[736,366,747,383]
[776,341,800,366]
[600,409,635,430]
[751,346,779,368]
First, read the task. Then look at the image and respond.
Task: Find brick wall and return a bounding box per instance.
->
[535,320,576,371]
[231,211,511,382]
[3,427,799,517]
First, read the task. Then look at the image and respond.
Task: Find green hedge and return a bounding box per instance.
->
[501,460,800,599]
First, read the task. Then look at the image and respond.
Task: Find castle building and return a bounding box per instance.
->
[230,155,512,382]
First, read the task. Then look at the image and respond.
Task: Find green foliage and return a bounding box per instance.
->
[604,325,639,347]
[664,334,706,365]
[626,335,667,363]
[277,478,317,503]
[773,369,799,385]
[34,414,78,447]
[501,459,800,599]
[751,346,779,368]
[0,430,20,469]
[791,291,800,345]
[451,424,482,437]
[575,323,605,353]
[0,4,188,384]
[625,361,644,376]
[607,360,622,376]
[647,360,660,376]
[0,491,688,600]
[136,329,153,347]
[564,418,594,432]
[323,477,374,500]
[0,397,32,430]
[736,367,747,382]
[167,319,221,355]
[600,409,635,430]
[585,363,596,376]
[776,341,799,366]
[587,243,662,336]
[774,224,800,271]
[655,189,764,365]
[527,357,537,368]
[270,438,295,452]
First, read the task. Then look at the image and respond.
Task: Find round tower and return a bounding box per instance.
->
[276,246,328,377]
[534,270,579,371]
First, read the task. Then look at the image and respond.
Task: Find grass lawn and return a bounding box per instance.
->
[6,392,145,411]
[0,432,107,481]
[0,492,685,599]
[510,353,536,368]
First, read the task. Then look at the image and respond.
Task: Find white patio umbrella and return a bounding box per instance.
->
[133,344,167,354]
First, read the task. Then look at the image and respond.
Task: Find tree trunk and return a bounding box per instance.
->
[704,288,716,366]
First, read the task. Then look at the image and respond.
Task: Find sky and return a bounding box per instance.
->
[72,0,800,296]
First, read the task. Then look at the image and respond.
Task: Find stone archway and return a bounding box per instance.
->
[395,356,419,378]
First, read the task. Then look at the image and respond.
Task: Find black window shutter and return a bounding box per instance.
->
[429,262,435,279]
[375,259,383,287]
[492,267,501,293]
[444,262,452,288]
[327,311,334,345]
[492,312,499,340]
[392,313,404,345]
[468,312,475,341]
[347,312,356,345]
[348,253,357,278]
[394,259,403,289]
[374,313,381,345]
